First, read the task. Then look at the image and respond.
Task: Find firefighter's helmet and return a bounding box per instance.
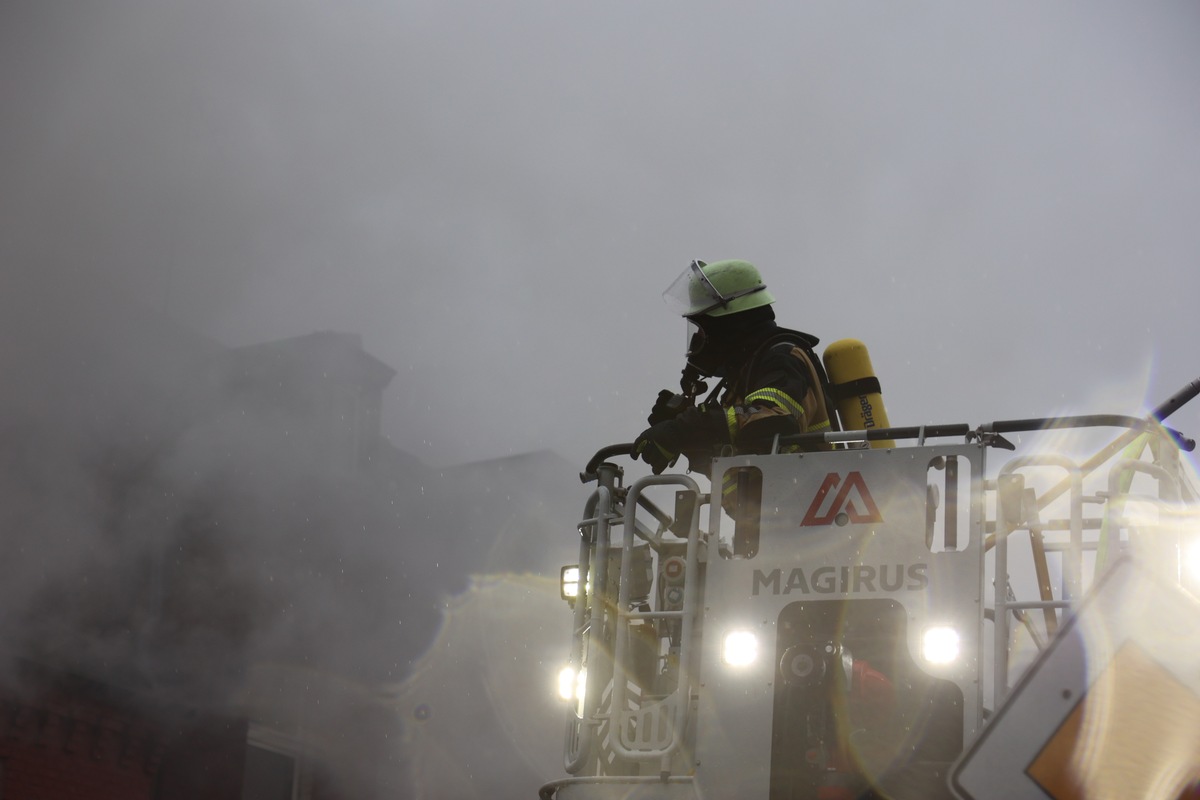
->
[663,259,775,318]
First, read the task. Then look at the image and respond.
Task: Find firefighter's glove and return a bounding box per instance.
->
[647,389,688,426]
[634,419,686,475]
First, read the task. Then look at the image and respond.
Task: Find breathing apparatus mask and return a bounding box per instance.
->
[684,308,777,378]
[684,316,724,377]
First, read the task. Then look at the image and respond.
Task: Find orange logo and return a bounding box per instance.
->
[800,472,883,526]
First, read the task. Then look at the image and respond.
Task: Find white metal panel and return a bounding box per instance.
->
[693,445,987,797]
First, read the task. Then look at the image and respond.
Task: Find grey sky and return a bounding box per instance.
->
[4,0,1199,469]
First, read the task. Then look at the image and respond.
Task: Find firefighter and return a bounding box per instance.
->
[634,259,834,476]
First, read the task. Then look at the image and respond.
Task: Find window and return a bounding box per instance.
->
[243,724,311,800]
[926,456,971,553]
[718,466,763,558]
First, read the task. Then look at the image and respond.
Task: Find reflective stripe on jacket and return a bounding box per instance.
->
[722,339,832,451]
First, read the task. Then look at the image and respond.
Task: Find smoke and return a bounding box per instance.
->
[396,575,568,800]
[5,1,1199,468]
[0,269,582,796]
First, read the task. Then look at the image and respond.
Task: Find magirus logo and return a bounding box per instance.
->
[800,471,882,526]
[752,564,929,596]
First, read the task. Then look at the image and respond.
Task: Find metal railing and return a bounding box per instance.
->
[608,474,703,769]
[565,456,706,778]
[988,426,1190,706]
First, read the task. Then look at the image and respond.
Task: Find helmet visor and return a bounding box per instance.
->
[663,260,725,317]
[685,318,704,358]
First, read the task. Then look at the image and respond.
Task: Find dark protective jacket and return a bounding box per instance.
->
[673,323,835,474]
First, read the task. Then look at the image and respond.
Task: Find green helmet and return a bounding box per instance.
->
[662,259,775,318]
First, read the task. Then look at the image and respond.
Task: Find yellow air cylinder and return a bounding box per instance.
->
[822,338,895,448]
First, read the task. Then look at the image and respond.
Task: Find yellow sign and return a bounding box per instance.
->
[1027,642,1200,800]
